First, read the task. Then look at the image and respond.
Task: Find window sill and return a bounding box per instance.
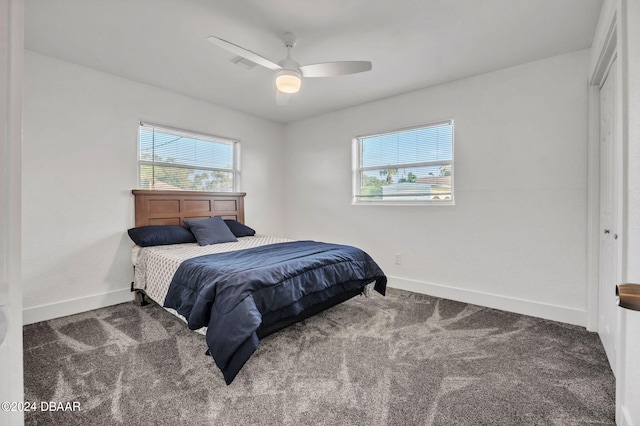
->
[352,200,455,207]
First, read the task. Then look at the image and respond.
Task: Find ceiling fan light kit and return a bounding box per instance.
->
[207,32,371,102]
[275,69,302,94]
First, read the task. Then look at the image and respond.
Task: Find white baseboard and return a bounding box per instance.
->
[387,276,587,327]
[23,288,134,325]
[22,278,587,328]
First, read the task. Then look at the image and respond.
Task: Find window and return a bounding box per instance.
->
[353,120,454,204]
[138,122,239,192]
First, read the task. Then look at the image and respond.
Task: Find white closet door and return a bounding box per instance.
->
[598,58,620,375]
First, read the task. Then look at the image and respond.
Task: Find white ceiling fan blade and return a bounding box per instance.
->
[207,36,282,71]
[300,61,372,77]
[276,90,291,106]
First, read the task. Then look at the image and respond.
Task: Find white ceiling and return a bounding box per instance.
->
[24,0,603,123]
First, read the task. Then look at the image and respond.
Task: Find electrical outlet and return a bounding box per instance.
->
[394,253,402,265]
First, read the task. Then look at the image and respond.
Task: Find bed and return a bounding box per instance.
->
[129,190,387,384]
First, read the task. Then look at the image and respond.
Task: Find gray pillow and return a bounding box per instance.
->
[184,217,238,246]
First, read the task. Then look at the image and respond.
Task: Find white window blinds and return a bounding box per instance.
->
[138,122,238,192]
[354,120,454,203]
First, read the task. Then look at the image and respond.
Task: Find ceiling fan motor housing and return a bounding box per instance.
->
[276,55,302,94]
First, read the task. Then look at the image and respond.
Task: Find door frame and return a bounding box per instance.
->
[0,1,24,425]
[586,4,626,423]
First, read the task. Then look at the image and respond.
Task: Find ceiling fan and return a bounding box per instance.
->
[207,32,372,105]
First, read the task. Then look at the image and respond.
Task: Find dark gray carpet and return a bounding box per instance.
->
[23,288,614,425]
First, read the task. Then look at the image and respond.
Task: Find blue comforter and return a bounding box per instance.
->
[163,240,386,384]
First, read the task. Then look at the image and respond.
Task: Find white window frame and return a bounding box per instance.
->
[353,120,454,205]
[138,121,240,192]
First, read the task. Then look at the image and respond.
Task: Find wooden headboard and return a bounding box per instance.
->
[132,190,246,227]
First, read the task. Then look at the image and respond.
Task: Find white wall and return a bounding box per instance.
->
[22,51,286,322]
[283,50,591,326]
